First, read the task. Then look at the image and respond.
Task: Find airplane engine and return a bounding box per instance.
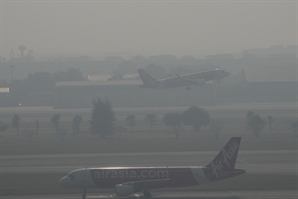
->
[115,184,135,196]
[197,79,205,86]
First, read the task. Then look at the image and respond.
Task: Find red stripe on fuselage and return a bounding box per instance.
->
[90,167,198,188]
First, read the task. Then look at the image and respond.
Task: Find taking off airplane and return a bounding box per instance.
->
[137,68,230,89]
[59,137,245,199]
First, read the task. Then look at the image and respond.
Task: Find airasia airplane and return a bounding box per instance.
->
[137,68,230,89]
[59,137,245,199]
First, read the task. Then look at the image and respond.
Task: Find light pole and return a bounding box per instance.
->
[10,65,15,83]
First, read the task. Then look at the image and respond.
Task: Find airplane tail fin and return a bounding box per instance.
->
[206,137,241,170]
[204,137,245,181]
[137,69,159,87]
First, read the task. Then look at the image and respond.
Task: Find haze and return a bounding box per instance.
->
[1,1,296,59]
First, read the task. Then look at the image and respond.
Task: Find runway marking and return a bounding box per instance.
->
[88,196,114,198]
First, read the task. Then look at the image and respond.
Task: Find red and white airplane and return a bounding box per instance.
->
[137,68,230,89]
[59,137,245,199]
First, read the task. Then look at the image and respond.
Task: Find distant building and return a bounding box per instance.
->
[88,74,113,81]
[242,45,298,58]
[206,54,234,60]
[0,88,10,106]
[0,87,9,93]
[243,64,297,83]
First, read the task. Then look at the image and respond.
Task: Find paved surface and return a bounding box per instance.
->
[1,190,298,199]
[1,150,297,175]
[1,150,297,198]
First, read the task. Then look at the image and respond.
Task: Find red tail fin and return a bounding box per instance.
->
[206,137,241,171]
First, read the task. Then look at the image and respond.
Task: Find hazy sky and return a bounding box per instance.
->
[1,1,297,59]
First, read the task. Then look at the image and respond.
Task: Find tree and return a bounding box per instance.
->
[162,113,182,139]
[182,106,210,132]
[22,130,35,142]
[246,111,266,138]
[27,71,54,93]
[12,114,21,135]
[209,119,223,139]
[145,114,158,133]
[36,119,39,135]
[126,114,136,132]
[52,68,84,82]
[72,115,82,138]
[114,125,127,138]
[65,67,84,81]
[267,115,274,130]
[10,65,15,83]
[144,64,167,79]
[90,98,115,138]
[18,45,26,57]
[0,122,8,133]
[290,120,298,137]
[51,114,60,133]
[57,129,68,142]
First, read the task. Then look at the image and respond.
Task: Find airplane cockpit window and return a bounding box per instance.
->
[68,173,75,181]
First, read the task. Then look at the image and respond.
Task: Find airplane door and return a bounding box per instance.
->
[81,169,88,183]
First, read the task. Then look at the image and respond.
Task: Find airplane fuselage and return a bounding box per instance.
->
[59,166,244,189]
[59,137,245,198]
[138,68,230,89]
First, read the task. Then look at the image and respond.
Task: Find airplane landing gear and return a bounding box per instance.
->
[82,189,86,199]
[143,190,152,198]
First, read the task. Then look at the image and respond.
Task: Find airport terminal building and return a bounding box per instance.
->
[53,80,217,109]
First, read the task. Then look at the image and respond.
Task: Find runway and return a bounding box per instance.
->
[1,150,297,198]
[1,150,297,175]
[1,190,298,199]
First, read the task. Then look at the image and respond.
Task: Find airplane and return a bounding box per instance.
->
[137,68,230,89]
[59,137,245,199]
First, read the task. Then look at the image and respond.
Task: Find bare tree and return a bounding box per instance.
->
[126,114,136,132]
[22,130,35,142]
[57,129,68,142]
[145,114,158,133]
[290,120,298,137]
[72,115,82,138]
[0,122,8,135]
[12,114,21,136]
[36,119,39,135]
[10,65,15,83]
[51,114,60,133]
[267,115,274,130]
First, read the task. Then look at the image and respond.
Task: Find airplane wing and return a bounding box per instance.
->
[122,178,170,190]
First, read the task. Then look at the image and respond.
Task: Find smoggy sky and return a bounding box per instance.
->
[1,1,297,59]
